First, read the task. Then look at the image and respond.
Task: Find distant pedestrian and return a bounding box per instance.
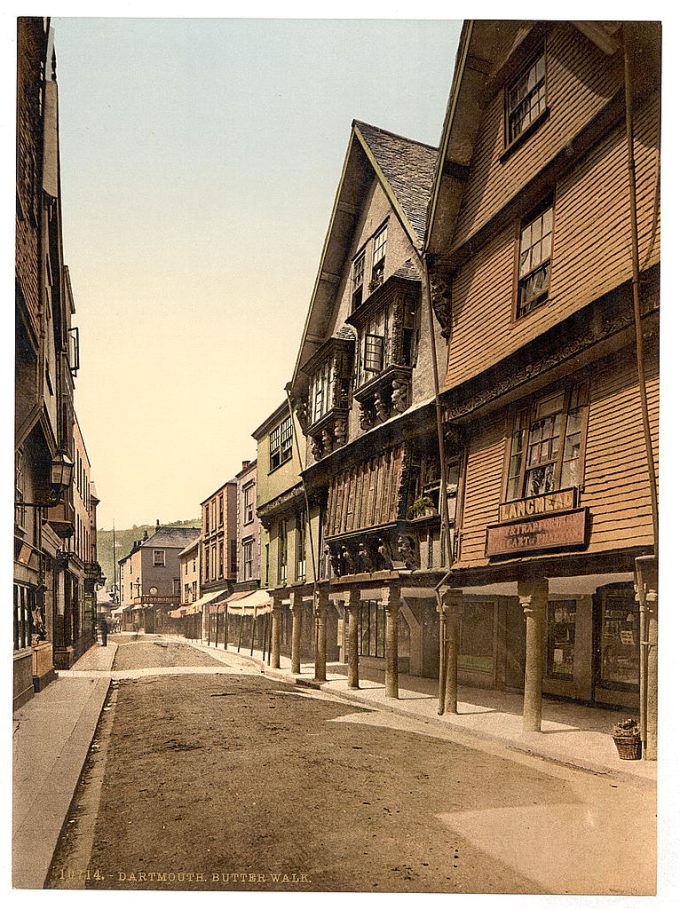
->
[100,617,109,647]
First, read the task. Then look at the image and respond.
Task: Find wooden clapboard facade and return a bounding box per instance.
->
[284,118,454,677]
[426,20,660,708]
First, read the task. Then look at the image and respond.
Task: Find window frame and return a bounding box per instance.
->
[152,549,166,567]
[242,537,254,580]
[363,333,384,374]
[269,415,293,472]
[352,249,365,310]
[371,223,388,285]
[243,481,255,524]
[515,200,554,319]
[504,47,548,150]
[502,379,589,504]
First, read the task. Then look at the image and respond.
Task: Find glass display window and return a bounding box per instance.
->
[546,599,577,680]
[599,592,639,689]
[459,601,494,673]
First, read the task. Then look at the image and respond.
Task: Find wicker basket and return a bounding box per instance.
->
[613,735,642,760]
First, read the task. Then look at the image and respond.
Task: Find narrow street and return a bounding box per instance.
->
[46,635,655,894]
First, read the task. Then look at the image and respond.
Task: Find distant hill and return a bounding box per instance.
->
[97,519,201,594]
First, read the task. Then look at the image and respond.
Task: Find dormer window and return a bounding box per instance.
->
[371,224,388,289]
[506,52,547,145]
[352,251,365,310]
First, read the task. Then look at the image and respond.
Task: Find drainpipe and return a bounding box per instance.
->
[624,28,659,754]
[422,254,457,715]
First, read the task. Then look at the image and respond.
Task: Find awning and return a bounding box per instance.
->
[168,608,184,619]
[111,606,127,617]
[181,589,229,617]
[225,588,272,616]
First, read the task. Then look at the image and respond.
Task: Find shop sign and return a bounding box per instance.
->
[486,508,587,557]
[498,488,577,523]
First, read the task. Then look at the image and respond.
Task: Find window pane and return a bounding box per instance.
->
[600,596,639,687]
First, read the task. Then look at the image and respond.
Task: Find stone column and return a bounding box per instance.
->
[290,590,303,675]
[518,578,549,733]
[635,555,658,761]
[384,587,401,699]
[313,588,329,682]
[347,589,360,689]
[271,594,282,670]
[441,588,464,714]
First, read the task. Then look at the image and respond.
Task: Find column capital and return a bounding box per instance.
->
[517,578,549,614]
[289,589,304,612]
[383,585,401,612]
[314,587,329,617]
[440,587,464,615]
[346,587,361,609]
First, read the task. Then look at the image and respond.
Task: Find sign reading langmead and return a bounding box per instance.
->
[486,508,587,557]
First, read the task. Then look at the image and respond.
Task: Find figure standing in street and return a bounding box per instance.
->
[100,617,109,647]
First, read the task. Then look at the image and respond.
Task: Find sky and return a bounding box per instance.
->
[50,16,463,530]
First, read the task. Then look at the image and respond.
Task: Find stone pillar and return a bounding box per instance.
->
[313,588,329,682]
[290,591,303,675]
[384,587,401,699]
[635,555,658,761]
[347,589,360,689]
[271,594,282,670]
[441,588,464,714]
[518,578,549,733]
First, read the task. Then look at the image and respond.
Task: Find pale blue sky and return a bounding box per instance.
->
[52,17,462,528]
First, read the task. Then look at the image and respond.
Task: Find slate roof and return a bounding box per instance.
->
[355,121,438,246]
[142,526,201,550]
[393,258,422,282]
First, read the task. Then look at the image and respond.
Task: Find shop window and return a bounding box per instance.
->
[295,511,306,581]
[506,52,547,145]
[506,381,589,501]
[459,602,494,672]
[546,600,577,680]
[599,593,639,689]
[358,600,386,658]
[13,583,34,650]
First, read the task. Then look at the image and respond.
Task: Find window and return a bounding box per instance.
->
[371,224,388,286]
[363,334,384,374]
[358,601,386,658]
[243,482,254,524]
[506,52,546,145]
[15,450,26,531]
[264,543,270,587]
[517,204,553,317]
[172,577,180,595]
[218,542,224,577]
[211,544,217,580]
[230,540,237,575]
[352,251,365,310]
[309,360,334,424]
[278,520,288,584]
[295,511,306,581]
[219,495,224,527]
[153,549,166,567]
[243,538,253,580]
[599,592,639,689]
[270,416,293,471]
[459,602,494,672]
[506,381,588,501]
[13,584,34,651]
[203,504,210,533]
[546,600,577,680]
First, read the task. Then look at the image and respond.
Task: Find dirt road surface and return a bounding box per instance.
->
[47,635,656,894]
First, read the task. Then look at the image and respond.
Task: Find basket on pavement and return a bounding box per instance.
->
[612,718,642,760]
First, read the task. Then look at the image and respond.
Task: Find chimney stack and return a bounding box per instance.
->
[156,519,160,530]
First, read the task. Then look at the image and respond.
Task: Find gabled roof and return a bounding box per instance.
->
[142,526,201,549]
[292,120,436,387]
[353,122,438,245]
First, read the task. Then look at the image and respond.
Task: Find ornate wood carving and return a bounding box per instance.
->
[430,272,452,340]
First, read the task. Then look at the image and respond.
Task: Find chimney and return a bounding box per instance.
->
[242,460,249,471]
[156,519,160,530]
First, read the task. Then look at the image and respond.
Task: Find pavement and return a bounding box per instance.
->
[12,641,117,889]
[12,632,656,890]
